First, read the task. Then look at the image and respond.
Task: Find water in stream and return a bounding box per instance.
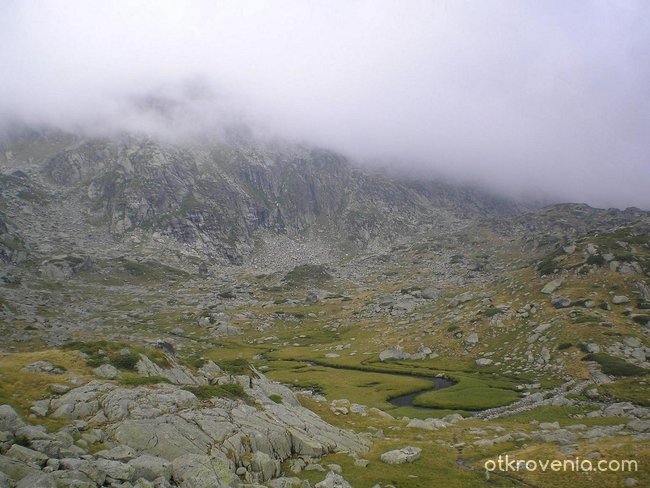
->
[387,376,455,409]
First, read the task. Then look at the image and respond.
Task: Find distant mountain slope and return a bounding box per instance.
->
[0,127,520,263]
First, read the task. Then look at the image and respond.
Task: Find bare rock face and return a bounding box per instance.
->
[171,453,234,488]
[135,355,206,385]
[8,371,370,487]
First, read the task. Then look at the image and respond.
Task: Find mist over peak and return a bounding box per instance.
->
[1,0,649,208]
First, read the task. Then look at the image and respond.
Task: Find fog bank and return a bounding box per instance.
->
[1,1,649,208]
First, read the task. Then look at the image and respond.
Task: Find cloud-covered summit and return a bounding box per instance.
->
[1,0,649,208]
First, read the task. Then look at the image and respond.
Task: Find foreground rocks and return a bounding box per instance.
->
[0,371,369,487]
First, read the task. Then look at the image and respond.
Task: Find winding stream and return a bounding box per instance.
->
[387,375,455,409]
[279,358,464,411]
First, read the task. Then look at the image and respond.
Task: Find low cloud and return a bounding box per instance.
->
[1,0,649,208]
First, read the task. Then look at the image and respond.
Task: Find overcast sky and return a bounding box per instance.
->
[1,0,649,208]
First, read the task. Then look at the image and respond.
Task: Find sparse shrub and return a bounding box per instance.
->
[269,394,283,404]
[537,258,557,276]
[283,264,332,287]
[119,376,170,386]
[184,383,246,400]
[586,254,605,266]
[447,325,459,332]
[557,342,572,350]
[632,315,650,325]
[614,253,634,263]
[110,353,140,371]
[573,315,599,324]
[484,307,502,318]
[583,353,648,376]
[217,359,249,375]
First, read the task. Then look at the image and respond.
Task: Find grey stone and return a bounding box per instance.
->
[171,453,233,488]
[380,446,421,464]
[14,424,52,443]
[94,458,135,481]
[59,458,107,485]
[15,472,56,488]
[354,458,369,467]
[94,364,120,379]
[551,296,572,309]
[6,444,49,467]
[250,451,280,482]
[315,471,352,488]
[623,337,642,348]
[636,282,650,301]
[0,454,42,481]
[563,244,576,254]
[379,346,409,361]
[613,295,630,304]
[135,356,204,386]
[49,381,116,420]
[541,278,563,294]
[465,333,479,346]
[421,287,440,300]
[197,360,223,381]
[475,358,493,366]
[0,405,26,433]
[30,400,50,417]
[21,361,64,374]
[211,324,242,337]
[96,444,139,462]
[49,384,71,394]
[268,477,305,488]
[627,419,650,432]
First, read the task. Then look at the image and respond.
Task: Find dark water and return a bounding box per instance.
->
[388,376,455,409]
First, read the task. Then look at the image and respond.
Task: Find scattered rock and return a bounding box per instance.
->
[379,346,409,361]
[541,278,563,294]
[465,333,479,346]
[421,287,440,300]
[94,364,119,379]
[380,446,421,465]
[315,470,353,488]
[475,358,493,367]
[21,361,64,375]
[551,296,572,309]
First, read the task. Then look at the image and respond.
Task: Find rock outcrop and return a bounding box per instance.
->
[0,371,370,487]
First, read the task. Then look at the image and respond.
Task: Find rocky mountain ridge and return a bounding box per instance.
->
[1,127,649,487]
[1,127,520,267]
